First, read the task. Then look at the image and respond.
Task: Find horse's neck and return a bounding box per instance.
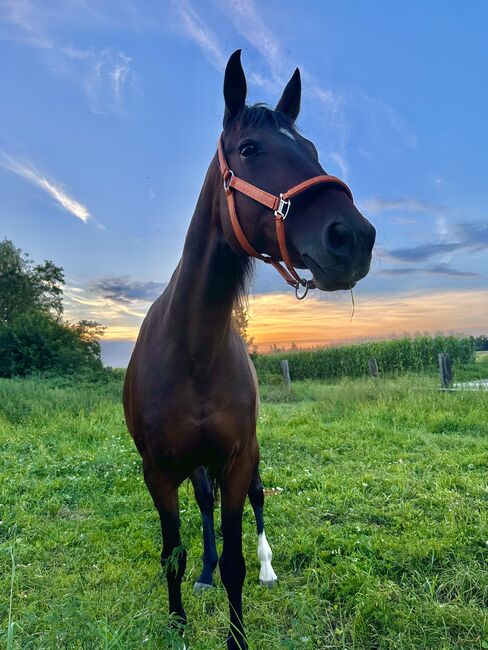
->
[165,158,247,359]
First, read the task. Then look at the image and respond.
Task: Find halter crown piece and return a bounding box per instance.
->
[217,137,354,300]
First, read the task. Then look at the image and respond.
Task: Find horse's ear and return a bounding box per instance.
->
[275,68,301,122]
[223,49,247,127]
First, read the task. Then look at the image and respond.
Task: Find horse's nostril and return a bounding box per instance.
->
[326,222,355,255]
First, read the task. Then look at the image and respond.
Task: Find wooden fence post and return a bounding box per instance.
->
[280,360,291,390]
[438,353,452,389]
[368,358,379,378]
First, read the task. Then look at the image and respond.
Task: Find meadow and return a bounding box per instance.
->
[1,360,487,649]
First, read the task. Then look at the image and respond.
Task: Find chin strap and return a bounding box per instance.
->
[217,137,353,299]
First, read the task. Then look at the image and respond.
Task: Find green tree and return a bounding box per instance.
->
[0,239,105,377]
[0,239,64,322]
[232,299,255,352]
[470,334,488,351]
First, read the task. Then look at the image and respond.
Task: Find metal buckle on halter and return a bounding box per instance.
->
[274,194,291,220]
[295,280,310,300]
[223,170,234,192]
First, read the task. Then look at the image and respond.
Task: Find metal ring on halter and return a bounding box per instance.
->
[223,170,234,192]
[295,281,310,300]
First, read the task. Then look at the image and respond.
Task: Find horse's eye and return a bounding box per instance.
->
[240,143,256,158]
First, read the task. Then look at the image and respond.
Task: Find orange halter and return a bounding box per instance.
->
[217,138,353,299]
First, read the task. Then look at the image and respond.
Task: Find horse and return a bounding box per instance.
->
[123,50,375,650]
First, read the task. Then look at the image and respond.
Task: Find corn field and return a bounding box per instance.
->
[253,335,476,381]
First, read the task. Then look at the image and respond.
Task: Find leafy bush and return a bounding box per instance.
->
[253,336,476,381]
[0,239,105,377]
[0,312,104,377]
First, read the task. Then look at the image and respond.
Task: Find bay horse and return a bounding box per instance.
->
[123,50,375,650]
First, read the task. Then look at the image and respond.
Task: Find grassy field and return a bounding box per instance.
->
[1,363,487,649]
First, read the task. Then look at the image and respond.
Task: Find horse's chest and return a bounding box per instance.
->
[161,379,255,433]
[129,342,257,463]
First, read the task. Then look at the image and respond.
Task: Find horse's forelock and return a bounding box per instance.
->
[228,104,297,136]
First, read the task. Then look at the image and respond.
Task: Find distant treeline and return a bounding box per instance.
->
[472,335,488,351]
[253,335,476,381]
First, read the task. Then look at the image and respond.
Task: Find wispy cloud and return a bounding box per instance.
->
[0,152,90,223]
[359,196,445,215]
[94,277,167,303]
[65,292,146,321]
[215,0,344,110]
[456,220,488,249]
[358,92,418,150]
[171,0,416,177]
[388,242,461,262]
[310,86,344,114]
[84,47,134,115]
[63,274,168,337]
[214,0,281,76]
[109,53,131,99]
[0,1,134,115]
[175,0,226,69]
[386,220,488,262]
[328,151,349,181]
[379,264,480,277]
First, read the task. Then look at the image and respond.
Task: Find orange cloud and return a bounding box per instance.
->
[73,286,487,348]
[102,325,141,341]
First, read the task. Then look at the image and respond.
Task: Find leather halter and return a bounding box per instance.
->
[217,137,354,299]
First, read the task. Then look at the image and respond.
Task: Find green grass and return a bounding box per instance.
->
[0,372,487,649]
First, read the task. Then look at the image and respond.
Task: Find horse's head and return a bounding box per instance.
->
[219,51,375,292]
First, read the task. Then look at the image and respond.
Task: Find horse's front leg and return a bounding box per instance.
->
[143,459,187,640]
[190,466,218,591]
[248,467,278,588]
[219,452,253,650]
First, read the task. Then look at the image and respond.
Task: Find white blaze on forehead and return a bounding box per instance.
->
[278,127,296,141]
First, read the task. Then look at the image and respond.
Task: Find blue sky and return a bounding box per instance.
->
[1,1,487,364]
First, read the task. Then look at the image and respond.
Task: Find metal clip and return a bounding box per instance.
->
[274,194,291,219]
[223,170,234,192]
[295,281,309,300]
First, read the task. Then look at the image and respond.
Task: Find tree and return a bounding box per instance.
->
[232,299,255,352]
[0,239,105,377]
[0,239,64,322]
[470,334,488,351]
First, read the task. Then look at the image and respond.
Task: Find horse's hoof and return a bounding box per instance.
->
[259,577,278,589]
[193,581,214,592]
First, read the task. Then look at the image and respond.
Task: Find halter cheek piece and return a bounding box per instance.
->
[217,137,354,300]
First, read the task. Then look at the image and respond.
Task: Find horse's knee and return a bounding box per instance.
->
[248,476,264,509]
[219,550,246,592]
[162,545,187,581]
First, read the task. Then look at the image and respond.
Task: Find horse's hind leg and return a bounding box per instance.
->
[190,466,218,591]
[248,467,278,588]
[143,460,187,637]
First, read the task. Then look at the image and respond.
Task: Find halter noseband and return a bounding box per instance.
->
[217,137,354,299]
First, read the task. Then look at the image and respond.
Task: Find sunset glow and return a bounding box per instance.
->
[94,289,488,352]
[247,289,488,350]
